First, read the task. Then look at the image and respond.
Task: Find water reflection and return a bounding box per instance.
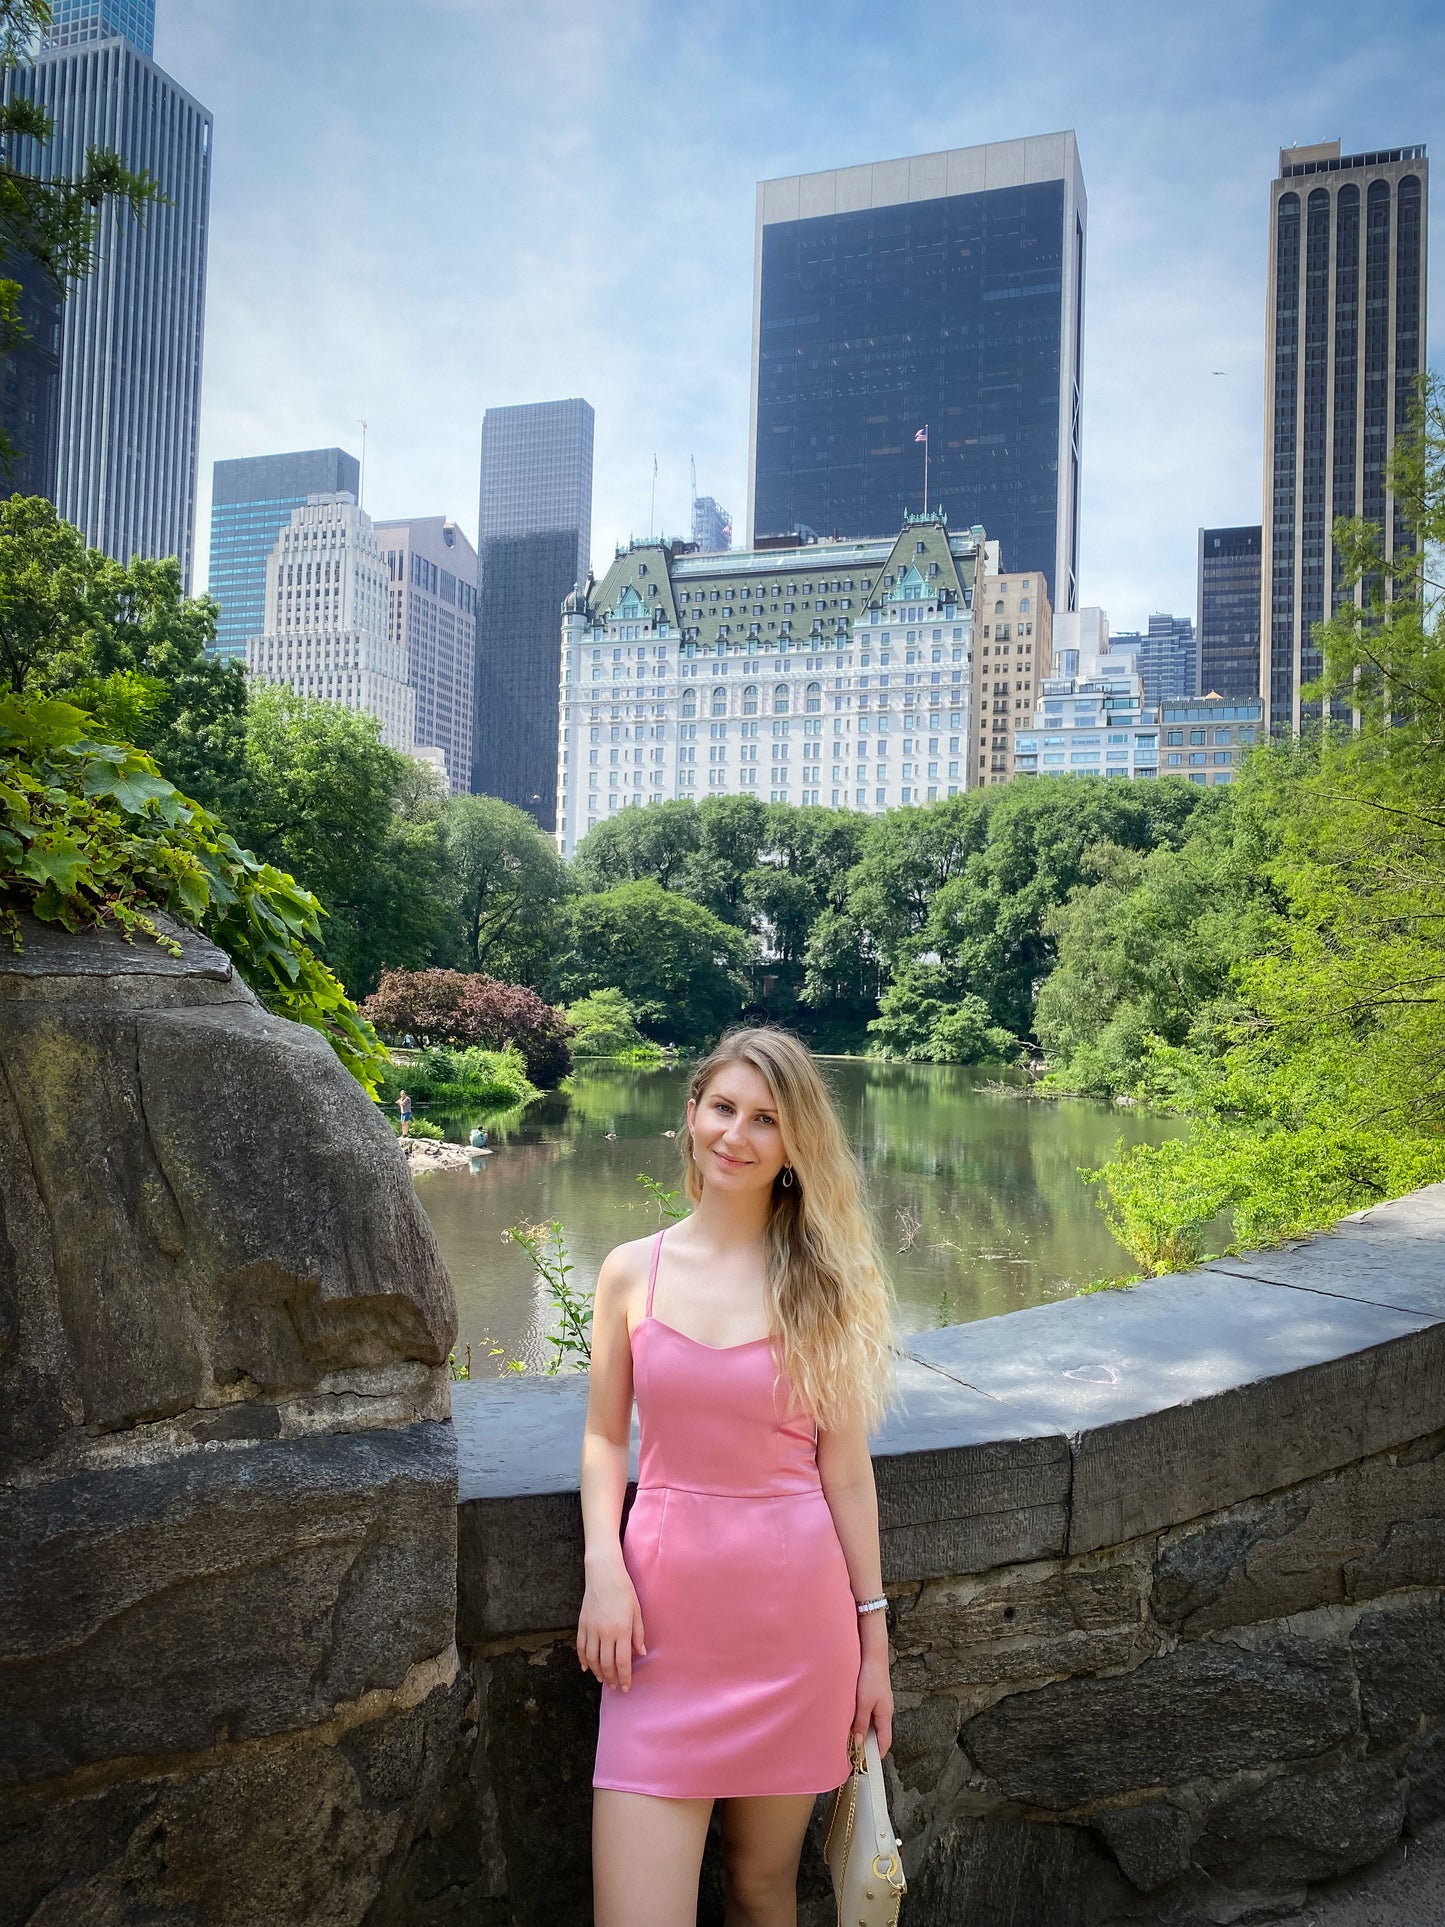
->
[414,1061,1185,1376]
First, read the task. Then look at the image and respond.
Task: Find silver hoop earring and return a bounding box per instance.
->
[781,1166,794,1189]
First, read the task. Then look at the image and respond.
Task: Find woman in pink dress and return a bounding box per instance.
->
[578,1027,897,1926]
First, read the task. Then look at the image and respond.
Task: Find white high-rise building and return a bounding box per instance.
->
[374,516,477,796]
[247,495,415,753]
[556,516,994,859]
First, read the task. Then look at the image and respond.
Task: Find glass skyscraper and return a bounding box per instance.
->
[1263,142,1428,732]
[749,136,1086,612]
[42,0,155,56]
[1197,526,1262,698]
[5,2,210,585]
[1110,613,1197,710]
[473,398,593,826]
[208,448,360,662]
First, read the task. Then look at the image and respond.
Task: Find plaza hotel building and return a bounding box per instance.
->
[555,516,1056,856]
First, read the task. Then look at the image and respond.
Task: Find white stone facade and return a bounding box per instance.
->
[556,519,994,858]
[246,494,415,754]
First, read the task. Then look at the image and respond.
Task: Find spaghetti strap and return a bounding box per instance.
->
[645,1227,665,1319]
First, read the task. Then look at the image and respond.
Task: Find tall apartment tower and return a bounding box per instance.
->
[1111,613,1197,710]
[246,496,414,754]
[749,135,1087,612]
[374,516,478,797]
[209,448,360,663]
[1198,526,1262,697]
[473,397,593,827]
[4,0,211,585]
[1263,141,1428,731]
[969,566,1052,787]
[691,495,732,553]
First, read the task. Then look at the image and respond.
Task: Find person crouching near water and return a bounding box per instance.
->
[579,1025,898,1926]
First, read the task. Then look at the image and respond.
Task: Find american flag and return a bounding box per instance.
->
[914,427,927,443]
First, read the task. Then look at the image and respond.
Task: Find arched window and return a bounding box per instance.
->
[711,692,727,716]
[994,600,1005,615]
[743,683,759,715]
[805,681,822,713]
[773,684,790,715]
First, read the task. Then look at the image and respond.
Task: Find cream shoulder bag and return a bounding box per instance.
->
[823,1728,906,1926]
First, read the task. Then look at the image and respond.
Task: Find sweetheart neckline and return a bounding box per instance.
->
[633,1315,773,1354]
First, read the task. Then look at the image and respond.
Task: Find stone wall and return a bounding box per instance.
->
[450,1183,1445,1926]
[0,916,466,1927]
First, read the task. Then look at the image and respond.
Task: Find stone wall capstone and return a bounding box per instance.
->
[0,914,467,1927]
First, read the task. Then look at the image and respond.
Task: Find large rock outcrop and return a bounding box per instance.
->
[0,914,463,1926]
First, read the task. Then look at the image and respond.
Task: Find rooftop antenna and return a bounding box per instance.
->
[358,420,368,509]
[650,454,658,540]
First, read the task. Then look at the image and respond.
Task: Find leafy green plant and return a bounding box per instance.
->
[635,1171,687,1222]
[378,1043,537,1110]
[0,694,388,1091]
[402,1116,444,1141]
[507,1219,593,1373]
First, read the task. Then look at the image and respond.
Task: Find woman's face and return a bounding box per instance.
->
[687,1060,790,1197]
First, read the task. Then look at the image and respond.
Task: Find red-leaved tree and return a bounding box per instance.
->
[361,968,573,1085]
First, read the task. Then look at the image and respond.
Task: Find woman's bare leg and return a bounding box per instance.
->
[592,1788,714,1927]
[719,1793,818,1927]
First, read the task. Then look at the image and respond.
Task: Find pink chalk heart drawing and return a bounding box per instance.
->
[1061,1362,1120,1385]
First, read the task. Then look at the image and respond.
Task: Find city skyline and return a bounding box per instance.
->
[163,0,1441,636]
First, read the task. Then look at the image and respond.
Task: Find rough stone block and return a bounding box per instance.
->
[875,1355,1071,1580]
[1351,1594,1445,1751]
[1194,1752,1405,1889]
[910,1270,1442,1554]
[0,933,454,1449]
[906,1816,1127,1927]
[1091,1796,1196,1893]
[455,1375,617,1640]
[891,1553,1151,1693]
[1152,1431,1445,1636]
[0,1422,457,1787]
[961,1631,1358,1810]
[137,1002,455,1388]
[478,1641,599,1927]
[0,1672,469,1927]
[1405,1725,1445,1833]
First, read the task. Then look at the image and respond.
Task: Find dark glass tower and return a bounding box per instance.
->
[473,398,594,827]
[0,256,62,498]
[1197,526,1262,698]
[4,0,211,585]
[1263,142,1428,731]
[749,137,1086,611]
[208,448,360,662]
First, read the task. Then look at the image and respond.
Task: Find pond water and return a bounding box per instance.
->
[413,1060,1186,1376]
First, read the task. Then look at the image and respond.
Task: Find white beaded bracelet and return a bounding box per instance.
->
[855,1595,889,1615]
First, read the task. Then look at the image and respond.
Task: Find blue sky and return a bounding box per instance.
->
[165,0,1442,628]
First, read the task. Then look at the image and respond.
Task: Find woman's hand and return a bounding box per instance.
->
[852,1624,894,1756]
[577,1553,646,1692]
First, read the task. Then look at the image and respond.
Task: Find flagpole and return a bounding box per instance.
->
[923,425,929,515]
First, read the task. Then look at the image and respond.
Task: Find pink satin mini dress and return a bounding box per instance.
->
[592,1227,860,1800]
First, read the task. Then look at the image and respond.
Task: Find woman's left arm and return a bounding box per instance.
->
[817,1416,892,1756]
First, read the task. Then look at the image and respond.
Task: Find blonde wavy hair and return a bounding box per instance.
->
[682,1027,897,1433]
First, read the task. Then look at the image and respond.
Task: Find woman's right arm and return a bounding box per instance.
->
[577,1246,646,1694]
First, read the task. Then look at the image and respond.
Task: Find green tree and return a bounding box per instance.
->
[0,498,249,811]
[228,685,451,995]
[1090,378,1445,1265]
[550,879,752,1046]
[563,987,659,1061]
[571,799,699,894]
[442,791,571,986]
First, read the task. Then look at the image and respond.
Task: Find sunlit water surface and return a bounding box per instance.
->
[410,1060,1185,1376]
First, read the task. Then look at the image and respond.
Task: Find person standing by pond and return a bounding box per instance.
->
[578,1027,898,1926]
[396,1089,412,1137]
